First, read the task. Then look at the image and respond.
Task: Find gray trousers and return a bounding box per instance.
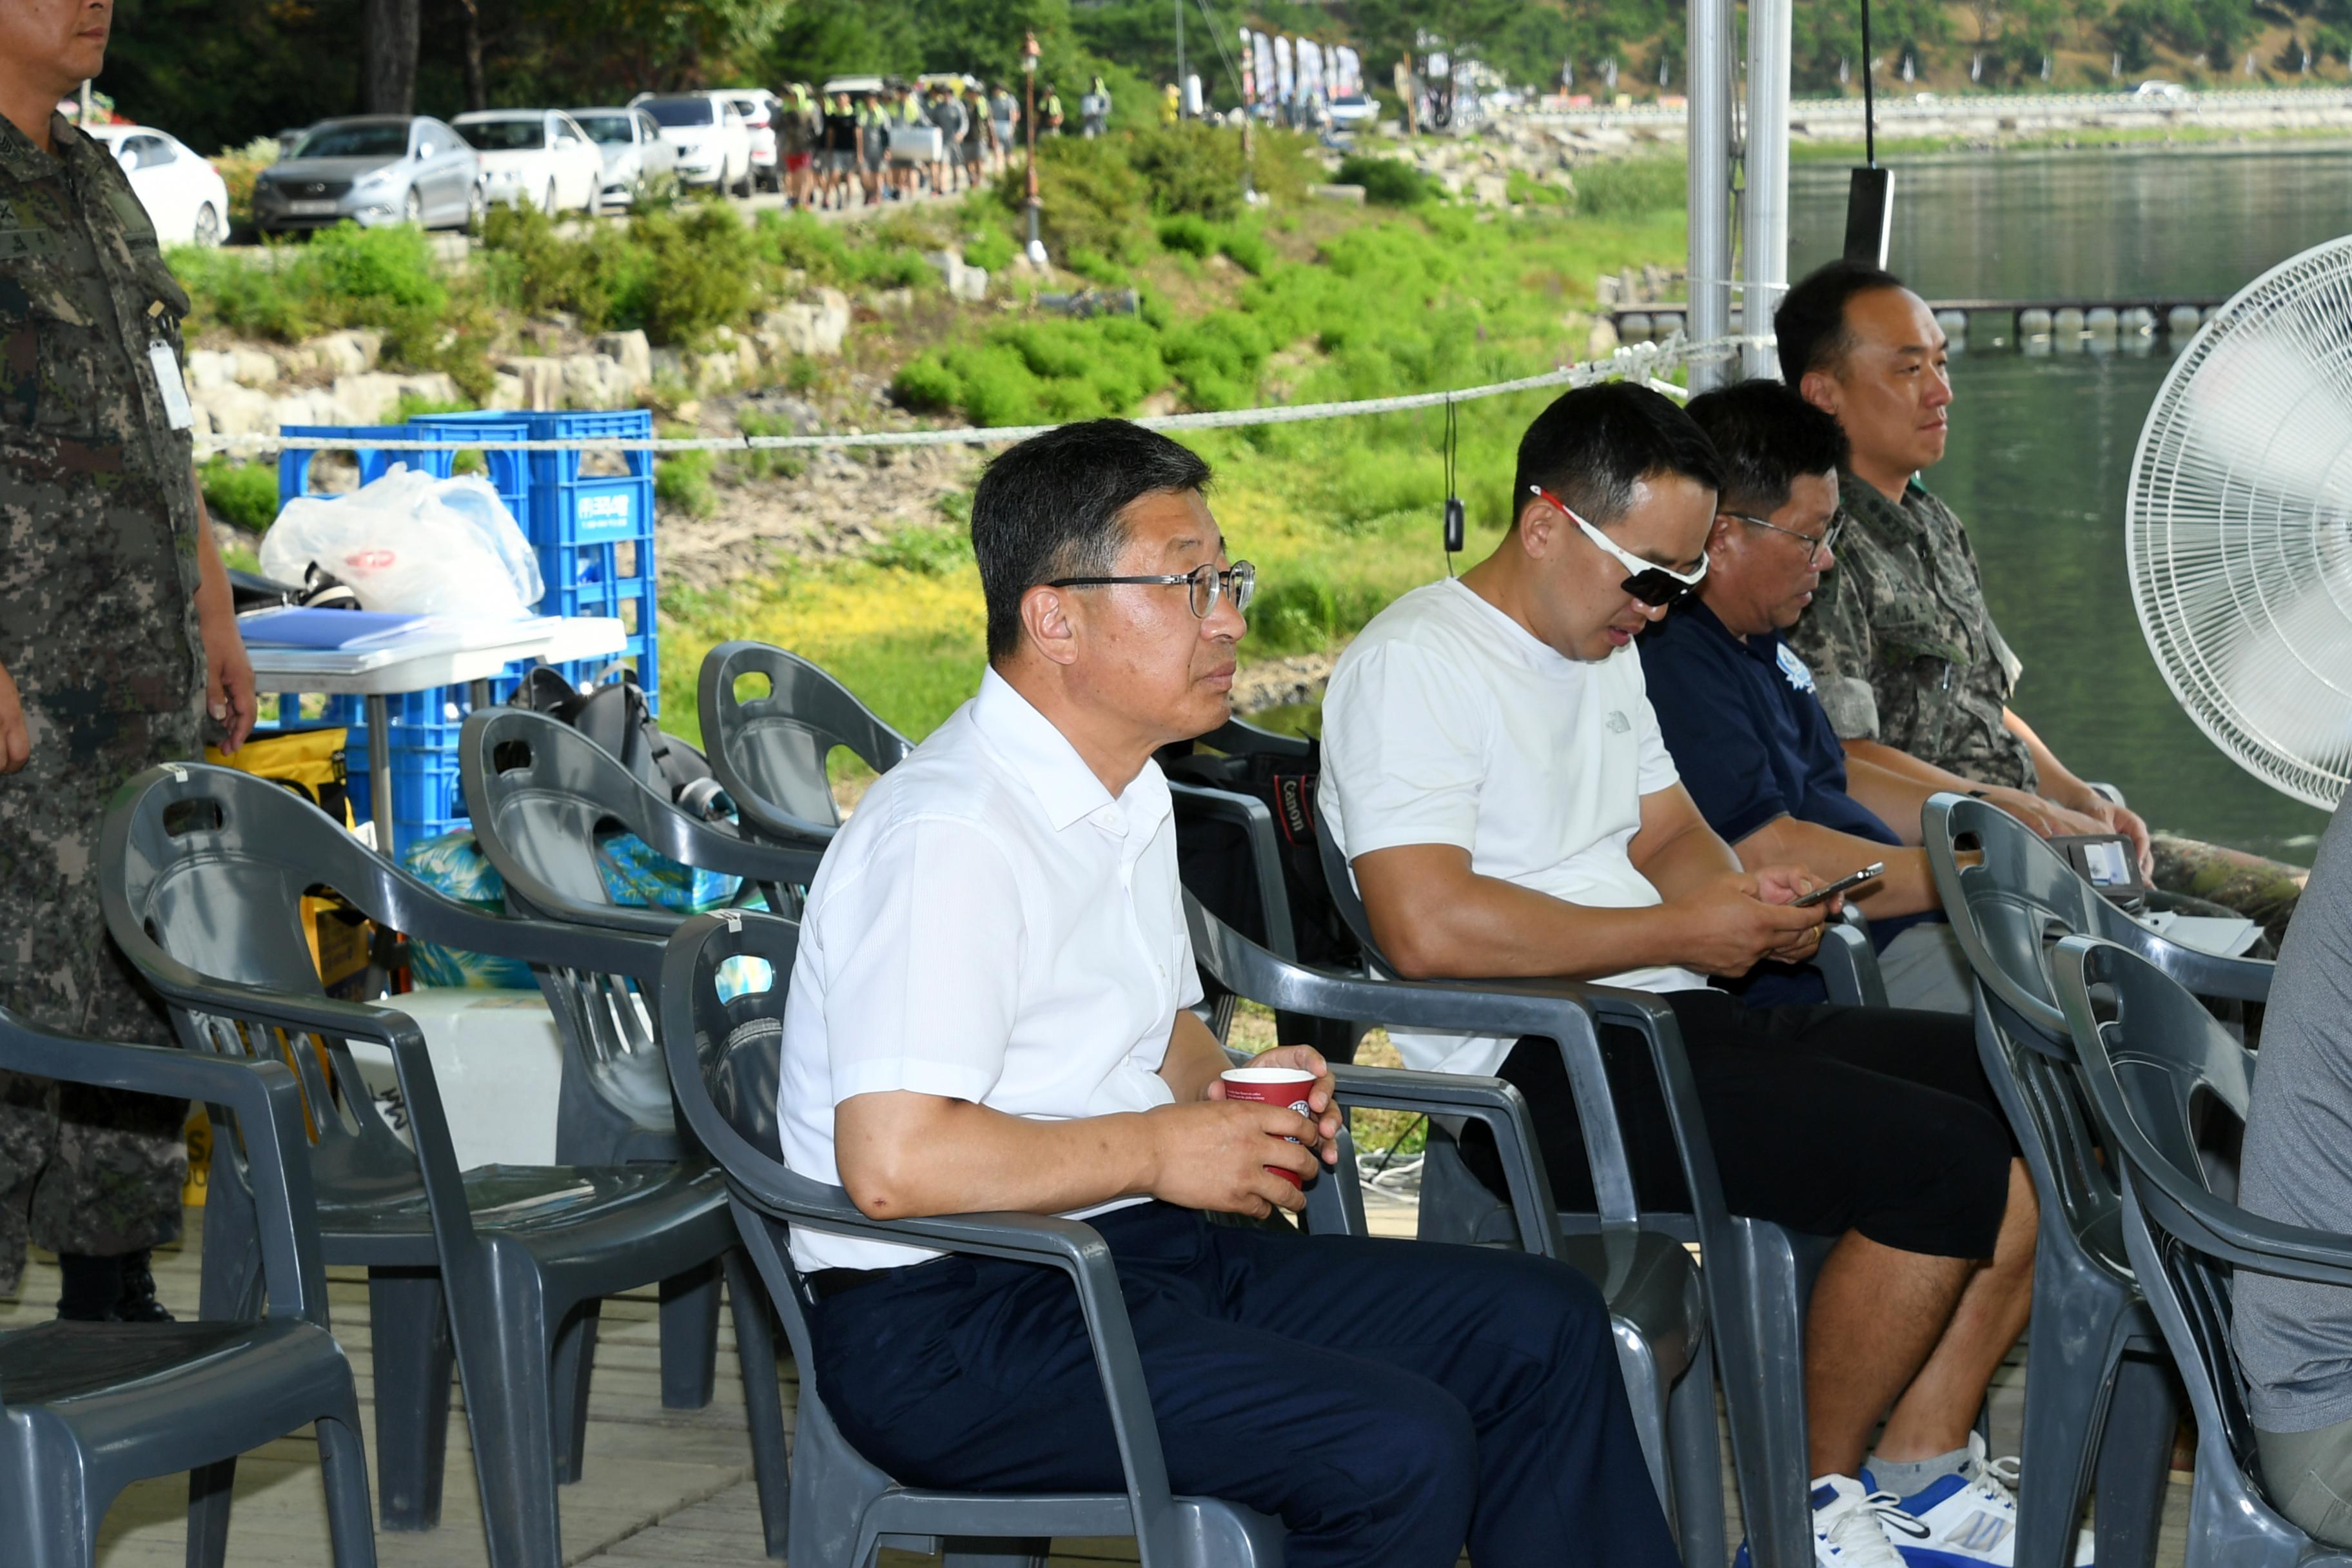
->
[2259,1418,2352,1545]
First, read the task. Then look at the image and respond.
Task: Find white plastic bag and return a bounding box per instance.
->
[261,464,546,618]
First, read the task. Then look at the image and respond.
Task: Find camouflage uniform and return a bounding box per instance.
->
[1784,471,2039,790]
[0,112,208,1297]
[1788,469,2306,943]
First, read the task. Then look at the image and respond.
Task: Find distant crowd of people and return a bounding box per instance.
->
[772,73,1120,211]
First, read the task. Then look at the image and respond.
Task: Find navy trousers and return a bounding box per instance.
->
[807,1200,1681,1567]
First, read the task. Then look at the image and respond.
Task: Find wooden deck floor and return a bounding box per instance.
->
[3,1198,2198,1567]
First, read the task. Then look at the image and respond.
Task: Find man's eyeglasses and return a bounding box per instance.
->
[1725,511,1843,569]
[1045,560,1257,619]
[1527,485,1708,607]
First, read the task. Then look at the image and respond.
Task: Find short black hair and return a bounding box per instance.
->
[1683,378,1851,515]
[1511,381,1723,530]
[970,419,1213,661]
[1774,258,1905,383]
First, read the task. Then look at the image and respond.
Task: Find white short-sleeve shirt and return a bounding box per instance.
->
[1320,578,1708,1076]
[778,669,1199,1273]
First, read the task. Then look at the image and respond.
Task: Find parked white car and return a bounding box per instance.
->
[451,110,605,215]
[84,124,231,246]
[720,90,783,193]
[571,106,678,208]
[629,93,754,197]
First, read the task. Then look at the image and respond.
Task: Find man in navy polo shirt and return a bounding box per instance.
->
[1642,378,1972,1013]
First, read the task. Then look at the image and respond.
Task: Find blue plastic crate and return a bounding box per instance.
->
[274,420,533,542]
[427,409,654,541]
[402,417,533,527]
[276,424,421,507]
[427,409,660,706]
[326,687,471,858]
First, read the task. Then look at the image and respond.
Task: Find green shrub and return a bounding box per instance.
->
[481,202,654,331]
[1574,157,1685,219]
[962,227,1015,273]
[1219,228,1274,276]
[1126,121,1246,221]
[171,244,314,340]
[1248,129,1320,205]
[752,209,938,292]
[734,409,806,481]
[867,523,975,574]
[300,220,442,315]
[1505,170,1571,207]
[1064,248,1132,286]
[199,456,282,533]
[890,353,963,412]
[995,135,1146,261]
[1245,574,1389,655]
[1334,155,1432,206]
[654,427,717,517]
[1155,213,1218,257]
[634,204,759,346]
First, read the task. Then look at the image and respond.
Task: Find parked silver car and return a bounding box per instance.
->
[251,116,483,236]
[571,106,678,208]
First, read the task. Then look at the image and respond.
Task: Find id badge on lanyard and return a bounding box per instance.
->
[147,337,194,430]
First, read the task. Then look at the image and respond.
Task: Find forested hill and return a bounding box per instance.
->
[106,0,2347,155]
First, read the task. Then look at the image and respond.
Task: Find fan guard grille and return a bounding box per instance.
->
[2127,234,2352,812]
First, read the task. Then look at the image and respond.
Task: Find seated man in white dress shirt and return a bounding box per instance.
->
[776,418,1679,1568]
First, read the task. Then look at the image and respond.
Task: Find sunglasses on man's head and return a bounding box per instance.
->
[1527,485,1709,607]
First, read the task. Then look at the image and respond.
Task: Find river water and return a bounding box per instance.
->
[1783,146,2352,859]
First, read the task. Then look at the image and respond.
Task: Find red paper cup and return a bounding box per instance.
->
[1220,1066,1318,1188]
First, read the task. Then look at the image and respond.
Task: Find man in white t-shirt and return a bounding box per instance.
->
[1323,384,2063,1568]
[779,418,1677,1568]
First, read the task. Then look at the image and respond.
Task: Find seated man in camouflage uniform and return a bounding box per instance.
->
[1778,259,2304,944]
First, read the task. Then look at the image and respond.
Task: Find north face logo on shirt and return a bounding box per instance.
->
[1604,710,1631,734]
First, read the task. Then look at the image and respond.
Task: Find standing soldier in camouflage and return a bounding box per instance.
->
[0,0,256,1320]
[1779,259,2306,944]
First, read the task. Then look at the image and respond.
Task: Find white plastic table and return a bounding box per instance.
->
[245,615,627,854]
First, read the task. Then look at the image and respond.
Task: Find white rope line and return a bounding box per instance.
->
[194,331,1772,458]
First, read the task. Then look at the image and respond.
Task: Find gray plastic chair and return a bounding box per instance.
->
[1926,790,2269,1567]
[658,906,1285,1567]
[0,1004,374,1568]
[1306,783,1837,1568]
[461,706,826,934]
[97,763,789,1568]
[698,640,915,852]
[1184,894,1724,1566]
[2054,934,2352,1568]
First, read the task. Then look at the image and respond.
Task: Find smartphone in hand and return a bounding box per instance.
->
[1792,861,1886,909]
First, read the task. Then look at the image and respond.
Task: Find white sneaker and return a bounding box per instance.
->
[1808,1473,1919,1567]
[1867,1433,2095,1567]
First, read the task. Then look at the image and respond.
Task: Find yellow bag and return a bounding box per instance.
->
[206,728,354,828]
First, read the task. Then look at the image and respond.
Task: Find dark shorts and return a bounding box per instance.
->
[1463,988,2014,1259]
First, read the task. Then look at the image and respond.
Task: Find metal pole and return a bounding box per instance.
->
[1024,34,1043,262]
[1686,0,1734,391]
[1175,0,1187,119]
[1742,0,1793,379]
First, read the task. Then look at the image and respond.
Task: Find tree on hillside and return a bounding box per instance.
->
[364,0,421,112]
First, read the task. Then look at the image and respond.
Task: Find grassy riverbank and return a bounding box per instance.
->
[654,195,1686,749]
[161,134,1687,752]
